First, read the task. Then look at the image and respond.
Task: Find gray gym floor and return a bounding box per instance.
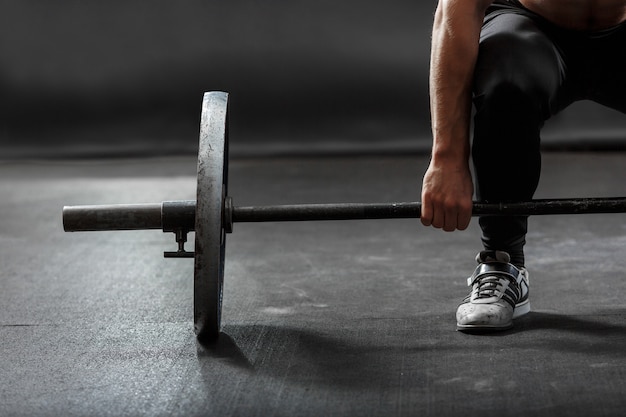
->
[1,151,625,416]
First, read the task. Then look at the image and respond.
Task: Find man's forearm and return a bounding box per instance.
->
[429,0,491,164]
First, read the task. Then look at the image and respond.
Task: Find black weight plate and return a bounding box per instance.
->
[194,91,229,342]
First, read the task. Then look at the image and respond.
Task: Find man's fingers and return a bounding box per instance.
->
[443,206,458,232]
[457,207,472,230]
[422,200,472,231]
[420,201,433,226]
[431,206,445,229]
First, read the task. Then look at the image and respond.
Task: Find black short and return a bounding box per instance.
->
[483,0,626,113]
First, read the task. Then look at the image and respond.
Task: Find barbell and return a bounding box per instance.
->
[63,91,626,342]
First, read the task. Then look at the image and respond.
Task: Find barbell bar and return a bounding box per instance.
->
[63,197,626,232]
[62,91,626,342]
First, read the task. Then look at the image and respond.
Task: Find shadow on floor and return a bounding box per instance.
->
[193,308,626,394]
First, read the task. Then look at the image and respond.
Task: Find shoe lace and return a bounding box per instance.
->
[465,274,514,302]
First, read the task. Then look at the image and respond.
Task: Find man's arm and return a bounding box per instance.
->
[421,0,493,231]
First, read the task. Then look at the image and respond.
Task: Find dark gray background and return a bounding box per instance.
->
[1,0,625,158]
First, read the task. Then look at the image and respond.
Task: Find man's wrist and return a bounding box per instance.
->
[430,146,470,167]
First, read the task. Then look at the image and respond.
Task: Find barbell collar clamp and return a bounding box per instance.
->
[162,200,196,232]
[164,228,195,258]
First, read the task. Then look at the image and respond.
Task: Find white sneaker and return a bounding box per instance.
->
[456,250,530,332]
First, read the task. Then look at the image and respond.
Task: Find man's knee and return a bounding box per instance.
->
[474,78,539,116]
[474,16,562,115]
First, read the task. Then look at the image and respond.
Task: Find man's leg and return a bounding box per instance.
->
[456,11,570,331]
[472,12,568,267]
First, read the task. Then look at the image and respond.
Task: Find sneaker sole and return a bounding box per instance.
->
[457,301,531,333]
[456,322,514,333]
[512,300,531,319]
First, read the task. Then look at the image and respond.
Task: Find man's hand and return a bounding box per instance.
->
[421,158,474,231]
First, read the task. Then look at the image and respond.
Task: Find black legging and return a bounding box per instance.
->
[472,0,626,267]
